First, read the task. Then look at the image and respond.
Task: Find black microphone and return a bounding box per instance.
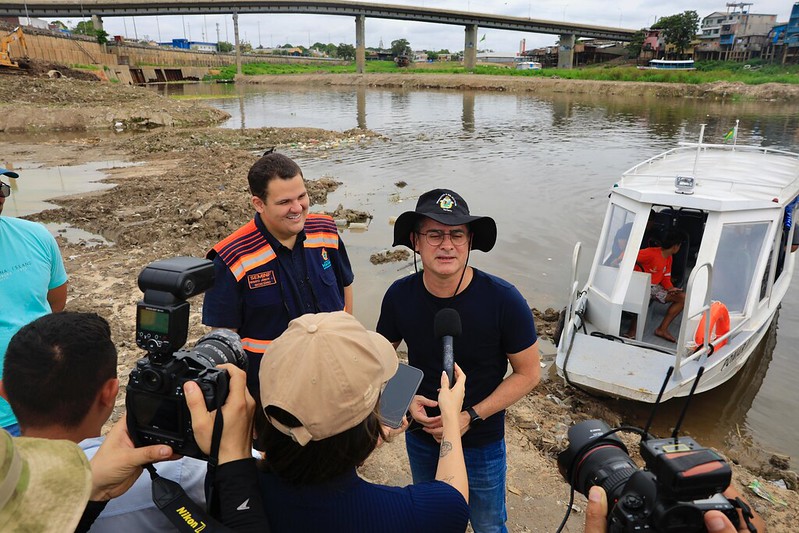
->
[434,308,461,387]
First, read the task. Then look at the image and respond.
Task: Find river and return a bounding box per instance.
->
[16,81,799,469]
[167,82,799,469]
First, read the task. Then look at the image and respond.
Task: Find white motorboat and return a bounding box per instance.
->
[556,127,799,402]
[637,59,696,70]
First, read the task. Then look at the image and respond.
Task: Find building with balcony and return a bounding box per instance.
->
[696,3,776,61]
[762,2,799,63]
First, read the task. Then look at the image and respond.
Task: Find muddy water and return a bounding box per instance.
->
[181,83,799,467]
[2,159,137,245]
[32,82,799,467]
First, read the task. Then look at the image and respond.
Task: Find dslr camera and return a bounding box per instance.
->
[558,420,740,533]
[126,257,247,460]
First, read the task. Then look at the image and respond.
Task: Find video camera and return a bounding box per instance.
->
[558,419,739,532]
[126,257,248,461]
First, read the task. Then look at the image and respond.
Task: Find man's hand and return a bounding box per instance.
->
[89,414,177,502]
[583,486,762,533]
[184,364,255,464]
[584,486,608,533]
[408,394,441,428]
[422,410,470,443]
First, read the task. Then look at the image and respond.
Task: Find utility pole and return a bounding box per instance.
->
[258,20,262,48]
[233,12,242,76]
[132,17,138,41]
[216,22,220,45]
[182,15,187,40]
[156,16,162,42]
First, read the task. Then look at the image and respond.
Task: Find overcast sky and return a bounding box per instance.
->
[48,1,795,53]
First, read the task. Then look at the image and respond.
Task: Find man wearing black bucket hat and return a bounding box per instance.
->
[377,189,541,533]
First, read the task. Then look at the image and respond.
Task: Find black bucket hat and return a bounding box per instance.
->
[393,189,497,252]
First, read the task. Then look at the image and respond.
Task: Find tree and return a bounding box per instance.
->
[95,29,109,46]
[654,10,699,58]
[390,38,412,58]
[337,43,356,60]
[217,41,234,53]
[72,20,97,36]
[426,51,439,61]
[627,29,646,58]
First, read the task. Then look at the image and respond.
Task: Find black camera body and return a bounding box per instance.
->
[558,420,739,533]
[126,257,247,461]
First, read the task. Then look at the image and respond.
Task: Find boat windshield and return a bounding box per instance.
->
[601,205,635,270]
[711,222,770,313]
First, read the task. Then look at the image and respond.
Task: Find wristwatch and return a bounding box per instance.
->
[466,407,483,426]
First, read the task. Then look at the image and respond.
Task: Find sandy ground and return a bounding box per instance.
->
[2,74,798,531]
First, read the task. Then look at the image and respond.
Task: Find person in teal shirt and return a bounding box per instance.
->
[0,167,68,435]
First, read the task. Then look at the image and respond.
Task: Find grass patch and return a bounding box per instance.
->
[202,59,799,85]
[71,63,101,71]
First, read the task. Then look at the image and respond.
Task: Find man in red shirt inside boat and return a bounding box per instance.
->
[626,230,687,342]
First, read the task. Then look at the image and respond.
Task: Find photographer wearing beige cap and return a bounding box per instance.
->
[232,311,469,532]
[256,311,470,532]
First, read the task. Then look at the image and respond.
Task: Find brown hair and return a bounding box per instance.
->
[256,404,387,485]
[247,153,303,200]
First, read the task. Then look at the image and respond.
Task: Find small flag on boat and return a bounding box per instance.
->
[723,128,735,141]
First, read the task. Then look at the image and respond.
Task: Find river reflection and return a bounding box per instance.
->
[140,84,799,467]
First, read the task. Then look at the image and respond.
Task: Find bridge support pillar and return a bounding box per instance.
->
[233,13,242,77]
[558,33,575,69]
[463,24,478,70]
[355,15,366,74]
[91,15,104,32]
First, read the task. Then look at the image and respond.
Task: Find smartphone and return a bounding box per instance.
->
[379,363,424,429]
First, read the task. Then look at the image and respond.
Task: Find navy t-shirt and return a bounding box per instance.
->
[259,469,469,533]
[377,269,537,448]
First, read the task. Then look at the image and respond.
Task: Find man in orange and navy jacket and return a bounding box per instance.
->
[202,153,353,395]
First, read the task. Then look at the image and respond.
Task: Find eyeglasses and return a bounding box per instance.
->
[0,182,10,198]
[417,229,469,247]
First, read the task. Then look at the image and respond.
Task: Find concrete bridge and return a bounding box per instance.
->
[2,1,638,70]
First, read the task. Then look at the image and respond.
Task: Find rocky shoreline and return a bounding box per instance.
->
[2,74,797,531]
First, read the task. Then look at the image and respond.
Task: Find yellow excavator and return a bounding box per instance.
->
[1,27,28,69]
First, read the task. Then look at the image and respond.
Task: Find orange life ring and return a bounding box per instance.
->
[695,301,730,350]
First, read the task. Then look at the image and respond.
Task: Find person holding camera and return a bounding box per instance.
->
[202,153,354,397]
[188,312,470,532]
[1,312,207,532]
[583,486,766,533]
[0,167,68,437]
[1,407,181,532]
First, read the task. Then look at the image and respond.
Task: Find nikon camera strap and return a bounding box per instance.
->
[148,407,231,532]
[148,464,232,533]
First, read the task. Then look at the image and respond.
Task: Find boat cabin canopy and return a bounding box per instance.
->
[583,145,799,353]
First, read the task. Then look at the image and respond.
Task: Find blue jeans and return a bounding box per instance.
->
[405,431,508,533]
[3,423,21,437]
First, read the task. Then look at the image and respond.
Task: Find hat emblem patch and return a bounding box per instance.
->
[437,194,456,211]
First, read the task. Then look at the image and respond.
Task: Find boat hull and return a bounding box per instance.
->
[556,303,777,403]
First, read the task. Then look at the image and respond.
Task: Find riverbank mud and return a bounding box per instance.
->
[2,75,797,531]
[242,72,799,101]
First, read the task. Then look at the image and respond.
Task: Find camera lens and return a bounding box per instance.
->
[558,420,638,501]
[140,368,164,392]
[190,329,248,371]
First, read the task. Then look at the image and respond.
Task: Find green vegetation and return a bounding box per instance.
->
[70,63,102,71]
[202,59,799,85]
[654,10,700,58]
